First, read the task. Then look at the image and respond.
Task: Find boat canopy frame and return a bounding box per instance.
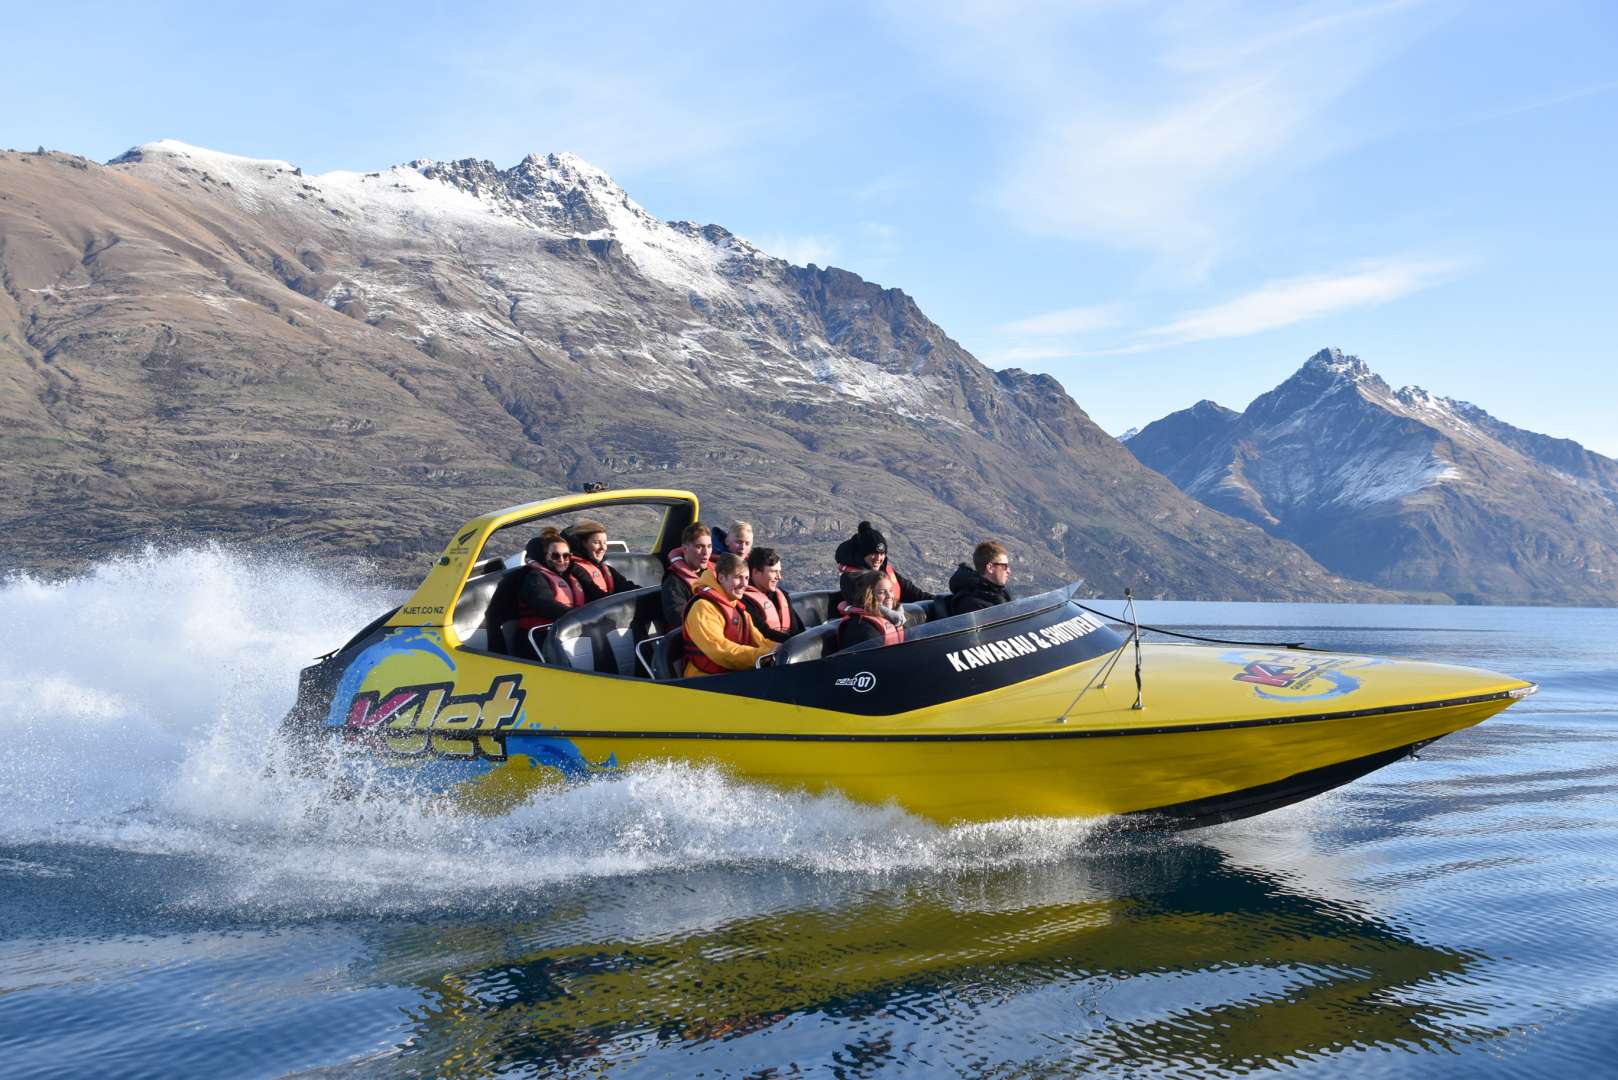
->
[387,488,700,634]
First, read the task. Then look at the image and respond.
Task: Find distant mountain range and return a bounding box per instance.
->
[1125,349,1618,605]
[0,142,1377,600]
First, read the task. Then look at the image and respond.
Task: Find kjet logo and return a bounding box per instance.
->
[834,671,878,693]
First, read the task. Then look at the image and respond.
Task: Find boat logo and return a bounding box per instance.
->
[834,671,878,693]
[1221,650,1378,702]
[345,673,527,759]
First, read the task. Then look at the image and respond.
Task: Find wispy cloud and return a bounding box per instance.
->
[894,1,1440,257]
[755,233,838,267]
[1094,256,1465,353]
[995,304,1118,336]
[985,344,1091,365]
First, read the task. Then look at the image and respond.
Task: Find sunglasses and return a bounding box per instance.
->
[988,561,1010,569]
[547,551,572,561]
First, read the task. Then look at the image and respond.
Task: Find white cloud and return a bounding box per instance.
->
[1126,256,1464,350]
[892,1,1440,255]
[985,344,1088,365]
[754,233,838,268]
[996,304,1118,336]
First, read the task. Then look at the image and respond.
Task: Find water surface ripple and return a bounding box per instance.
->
[1,552,1615,1077]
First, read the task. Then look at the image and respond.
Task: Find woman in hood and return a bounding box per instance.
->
[833,520,933,604]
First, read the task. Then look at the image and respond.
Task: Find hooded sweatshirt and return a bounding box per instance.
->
[943,562,1012,617]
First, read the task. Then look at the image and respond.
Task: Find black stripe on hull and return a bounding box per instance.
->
[497,688,1519,744]
[1112,740,1435,832]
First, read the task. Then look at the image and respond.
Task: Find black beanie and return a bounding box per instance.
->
[855,520,888,558]
[524,536,549,562]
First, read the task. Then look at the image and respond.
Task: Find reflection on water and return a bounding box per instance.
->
[354,844,1501,1077]
[1,561,1613,1077]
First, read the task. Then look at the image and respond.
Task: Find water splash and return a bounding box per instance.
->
[0,546,1123,913]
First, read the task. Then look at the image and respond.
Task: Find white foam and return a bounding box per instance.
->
[0,547,1114,914]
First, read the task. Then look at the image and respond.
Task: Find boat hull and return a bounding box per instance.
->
[304,603,1532,826]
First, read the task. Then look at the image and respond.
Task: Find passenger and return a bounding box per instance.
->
[682,553,777,676]
[943,541,1014,616]
[566,517,639,601]
[661,521,713,627]
[516,529,586,645]
[739,547,805,643]
[834,520,933,603]
[711,520,754,562]
[834,569,906,653]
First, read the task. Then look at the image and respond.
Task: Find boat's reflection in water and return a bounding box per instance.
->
[361,841,1503,1076]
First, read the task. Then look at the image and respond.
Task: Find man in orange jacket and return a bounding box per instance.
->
[681,554,777,677]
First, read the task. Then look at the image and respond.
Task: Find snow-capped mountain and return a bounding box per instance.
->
[0,143,1376,598]
[1126,349,1618,603]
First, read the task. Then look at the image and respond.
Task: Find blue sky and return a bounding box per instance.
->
[6,1,1615,452]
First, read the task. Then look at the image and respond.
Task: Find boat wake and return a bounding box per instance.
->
[0,546,1205,913]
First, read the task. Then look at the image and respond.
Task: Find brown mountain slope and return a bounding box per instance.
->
[0,144,1382,600]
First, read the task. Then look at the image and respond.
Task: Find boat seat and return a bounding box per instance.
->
[541,586,664,675]
[776,622,840,665]
[605,553,664,590]
[650,628,684,679]
[902,600,934,626]
[791,589,838,629]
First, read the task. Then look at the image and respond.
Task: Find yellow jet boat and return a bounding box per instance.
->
[282,489,1536,827]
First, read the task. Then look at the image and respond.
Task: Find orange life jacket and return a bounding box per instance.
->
[572,556,612,595]
[518,565,585,629]
[667,551,703,584]
[837,559,900,593]
[839,609,905,647]
[741,585,792,635]
[682,586,753,675]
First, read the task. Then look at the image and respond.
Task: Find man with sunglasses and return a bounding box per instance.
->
[942,541,1014,617]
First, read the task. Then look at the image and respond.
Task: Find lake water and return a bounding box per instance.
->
[2,548,1615,1077]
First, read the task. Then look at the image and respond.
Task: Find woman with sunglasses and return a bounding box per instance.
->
[942,541,1014,617]
[516,528,586,640]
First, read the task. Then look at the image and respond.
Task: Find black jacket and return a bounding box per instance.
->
[832,537,933,603]
[519,568,577,625]
[835,613,888,653]
[943,563,1012,616]
[740,587,806,643]
[661,571,692,629]
[568,556,638,602]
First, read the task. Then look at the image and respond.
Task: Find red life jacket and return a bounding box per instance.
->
[741,585,792,635]
[682,586,753,675]
[667,551,703,585]
[837,559,900,593]
[518,565,585,629]
[572,556,612,595]
[839,609,905,647]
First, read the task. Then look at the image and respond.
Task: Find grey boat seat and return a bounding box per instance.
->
[775,622,840,665]
[790,589,838,629]
[541,585,665,675]
[650,628,684,680]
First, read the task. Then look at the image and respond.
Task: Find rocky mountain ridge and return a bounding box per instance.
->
[2,141,1381,599]
[1126,348,1618,604]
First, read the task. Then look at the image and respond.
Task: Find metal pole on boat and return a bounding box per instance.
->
[1126,588,1143,710]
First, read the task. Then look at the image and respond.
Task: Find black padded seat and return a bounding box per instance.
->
[651,628,684,680]
[902,600,934,627]
[605,554,665,590]
[453,564,524,648]
[790,589,838,629]
[541,586,664,674]
[776,622,840,665]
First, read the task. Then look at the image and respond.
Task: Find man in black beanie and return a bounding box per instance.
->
[833,520,933,604]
